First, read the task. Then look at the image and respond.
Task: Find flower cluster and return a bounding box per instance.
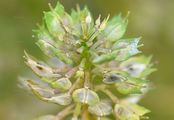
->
[20,1,156,120]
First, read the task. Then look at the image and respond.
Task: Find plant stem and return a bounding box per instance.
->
[102,89,119,104]
[82,105,90,120]
[84,70,91,88]
[72,103,82,119]
[69,77,82,94]
[55,104,74,120]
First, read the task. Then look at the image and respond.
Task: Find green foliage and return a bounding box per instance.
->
[20,1,155,120]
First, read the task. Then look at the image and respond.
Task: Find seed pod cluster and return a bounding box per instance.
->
[20,1,155,120]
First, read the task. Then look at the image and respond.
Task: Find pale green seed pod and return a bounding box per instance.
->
[51,77,72,91]
[72,88,100,106]
[26,80,55,98]
[114,102,150,120]
[103,71,127,84]
[103,14,128,42]
[88,101,113,116]
[92,51,118,64]
[112,38,141,61]
[120,55,156,78]
[36,40,73,65]
[24,52,61,78]
[49,93,72,106]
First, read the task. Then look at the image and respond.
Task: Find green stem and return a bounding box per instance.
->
[68,77,82,94]
[82,105,90,120]
[56,104,74,120]
[101,89,119,104]
[72,103,82,119]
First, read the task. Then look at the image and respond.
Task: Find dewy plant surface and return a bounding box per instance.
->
[19,1,156,120]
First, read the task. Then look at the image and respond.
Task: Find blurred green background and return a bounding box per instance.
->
[0,0,174,120]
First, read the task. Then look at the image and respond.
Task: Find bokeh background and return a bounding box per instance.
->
[0,0,174,120]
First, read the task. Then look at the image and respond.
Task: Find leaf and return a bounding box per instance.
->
[115,102,150,120]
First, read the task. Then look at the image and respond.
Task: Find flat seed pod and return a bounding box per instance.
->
[114,102,150,120]
[72,88,100,106]
[103,71,127,84]
[99,14,128,42]
[51,77,72,91]
[27,80,72,105]
[27,80,55,98]
[36,40,73,65]
[24,52,61,78]
[120,56,156,78]
[115,77,147,94]
[88,101,113,116]
[121,62,146,77]
[34,24,53,43]
[92,51,118,64]
[49,93,72,105]
[112,38,141,61]
[44,11,65,40]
